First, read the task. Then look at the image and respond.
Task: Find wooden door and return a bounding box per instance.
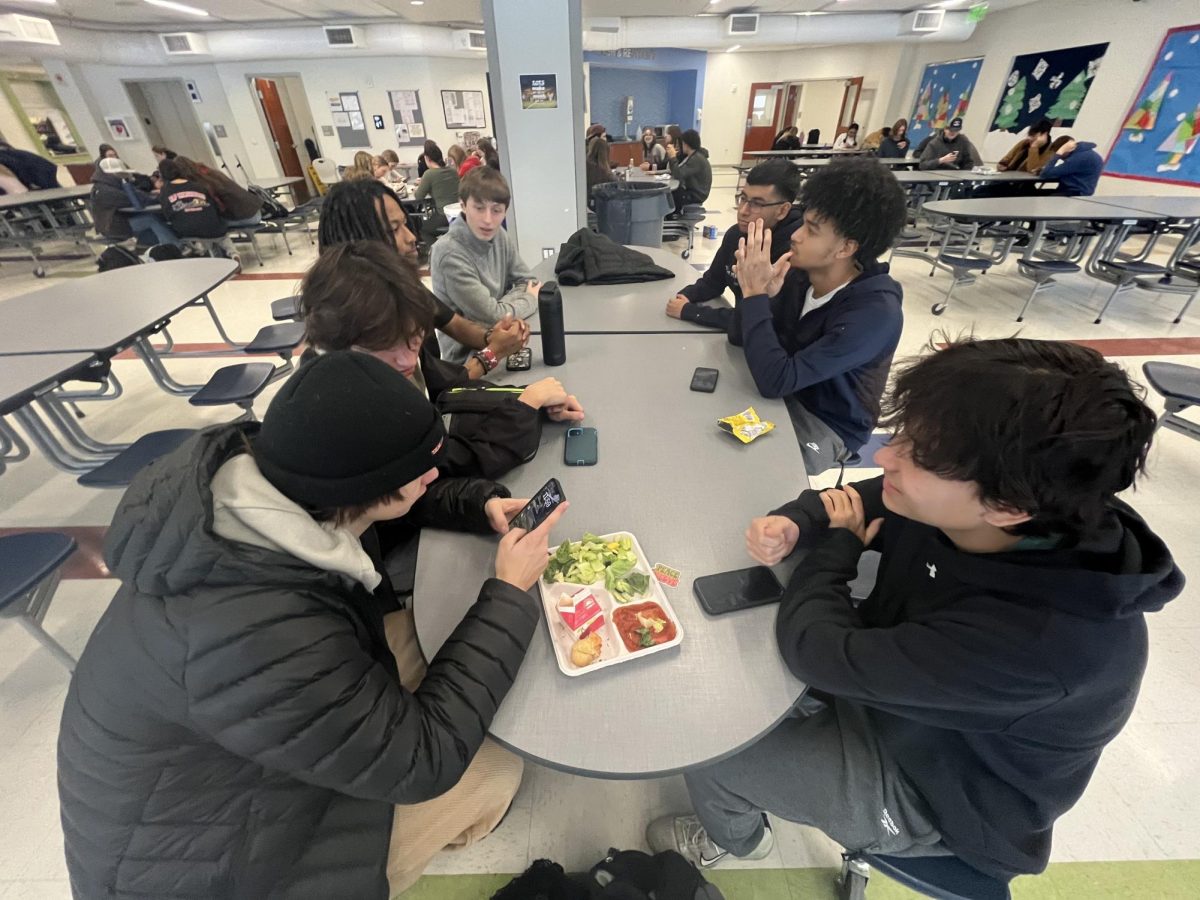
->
[254,78,310,200]
[741,82,785,155]
[782,84,800,133]
[834,77,865,140]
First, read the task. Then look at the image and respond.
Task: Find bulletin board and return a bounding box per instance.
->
[1106,25,1200,188]
[329,91,369,149]
[908,57,983,151]
[441,90,487,129]
[388,90,426,145]
[989,42,1108,134]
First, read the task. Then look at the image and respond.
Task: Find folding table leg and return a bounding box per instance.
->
[132,336,207,395]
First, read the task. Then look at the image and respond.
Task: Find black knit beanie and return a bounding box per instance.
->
[254,351,444,509]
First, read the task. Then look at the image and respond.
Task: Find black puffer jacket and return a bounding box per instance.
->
[89,170,155,238]
[58,424,540,899]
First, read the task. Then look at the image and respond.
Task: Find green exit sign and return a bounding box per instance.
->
[968,3,989,23]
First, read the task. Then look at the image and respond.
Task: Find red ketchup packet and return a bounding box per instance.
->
[557,586,605,639]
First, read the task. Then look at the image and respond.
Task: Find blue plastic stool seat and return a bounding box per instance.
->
[940,255,993,270]
[1106,260,1167,276]
[0,532,76,610]
[861,852,1011,900]
[77,429,197,488]
[189,363,275,408]
[1020,259,1080,274]
[244,322,306,355]
[271,295,301,321]
[1143,361,1200,405]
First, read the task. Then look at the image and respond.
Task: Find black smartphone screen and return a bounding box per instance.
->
[690,367,719,393]
[693,566,784,616]
[509,477,566,533]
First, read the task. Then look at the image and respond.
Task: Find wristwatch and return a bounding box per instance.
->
[473,347,499,372]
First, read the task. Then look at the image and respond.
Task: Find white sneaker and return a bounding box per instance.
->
[646,813,773,869]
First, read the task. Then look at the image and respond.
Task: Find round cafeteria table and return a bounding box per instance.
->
[413,332,809,778]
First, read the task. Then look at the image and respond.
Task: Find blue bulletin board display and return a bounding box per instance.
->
[908,57,983,150]
[989,42,1108,134]
[1106,25,1200,188]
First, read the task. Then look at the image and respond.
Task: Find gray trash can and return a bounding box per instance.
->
[592,181,672,249]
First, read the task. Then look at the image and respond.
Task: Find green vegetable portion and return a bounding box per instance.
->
[544,533,652,603]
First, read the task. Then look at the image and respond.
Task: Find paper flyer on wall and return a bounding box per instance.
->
[332,112,350,127]
[341,94,360,111]
[349,111,365,130]
[409,123,425,138]
[395,123,410,143]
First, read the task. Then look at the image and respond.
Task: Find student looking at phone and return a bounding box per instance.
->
[58,349,572,900]
[918,117,982,171]
[431,167,541,364]
[666,160,802,329]
[650,337,1180,884]
[729,158,907,474]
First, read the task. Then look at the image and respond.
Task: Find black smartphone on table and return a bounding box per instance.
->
[506,348,533,371]
[693,566,784,616]
[509,477,566,533]
[564,426,598,466]
[690,367,719,393]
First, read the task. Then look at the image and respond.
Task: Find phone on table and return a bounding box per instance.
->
[564,426,598,466]
[690,367,719,393]
[693,566,784,616]
[506,348,533,371]
[508,477,566,533]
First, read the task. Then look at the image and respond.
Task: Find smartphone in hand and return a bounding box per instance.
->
[509,477,566,532]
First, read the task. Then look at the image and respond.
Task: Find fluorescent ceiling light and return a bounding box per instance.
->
[411,0,424,5]
[143,0,210,16]
[726,44,740,52]
[12,1,57,5]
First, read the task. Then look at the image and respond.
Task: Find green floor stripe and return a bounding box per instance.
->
[398,860,1200,900]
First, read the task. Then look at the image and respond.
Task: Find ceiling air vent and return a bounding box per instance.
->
[587,17,621,34]
[902,9,946,33]
[452,29,487,51]
[323,25,364,48]
[0,14,59,45]
[160,32,208,55]
[727,14,758,36]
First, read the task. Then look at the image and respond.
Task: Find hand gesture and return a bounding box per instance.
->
[734,220,790,298]
[545,394,585,423]
[666,142,678,161]
[939,151,958,165]
[819,485,883,547]
[1057,139,1077,157]
[484,497,527,535]
[519,377,568,410]
[489,315,528,356]
[745,515,800,566]
[494,502,570,591]
[666,294,689,319]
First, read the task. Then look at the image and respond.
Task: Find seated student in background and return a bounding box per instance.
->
[58,347,571,900]
[476,137,501,170]
[458,143,483,178]
[771,126,802,152]
[877,119,910,158]
[0,140,60,190]
[432,167,541,364]
[586,136,616,193]
[90,157,179,247]
[650,337,1180,881]
[728,158,906,475]
[413,143,460,243]
[344,150,377,182]
[0,163,28,196]
[861,126,889,152]
[446,144,467,174]
[918,117,982,171]
[666,128,712,215]
[667,159,802,329]
[174,155,263,229]
[639,127,667,171]
[380,148,409,190]
[998,118,1054,173]
[157,158,230,252]
[417,139,438,177]
[317,179,527,382]
[1040,137,1103,197]
[832,123,860,150]
[151,144,176,164]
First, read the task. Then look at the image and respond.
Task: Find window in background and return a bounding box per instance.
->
[0,70,88,161]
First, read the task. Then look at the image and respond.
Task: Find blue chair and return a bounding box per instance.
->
[0,532,78,671]
[840,850,1010,900]
[271,295,301,322]
[1144,361,1200,442]
[77,428,197,488]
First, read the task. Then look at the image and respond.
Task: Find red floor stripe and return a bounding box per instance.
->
[0,526,111,580]
[112,342,307,360]
[1067,337,1200,357]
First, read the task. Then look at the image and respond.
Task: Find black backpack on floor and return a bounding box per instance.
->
[491,851,725,900]
[247,184,290,220]
[97,245,141,272]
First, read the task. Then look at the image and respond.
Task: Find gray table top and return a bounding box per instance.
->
[743,147,830,157]
[951,170,1042,183]
[1087,195,1200,220]
[923,197,1170,222]
[254,176,304,191]
[893,170,963,184]
[0,258,238,355]
[0,352,95,407]
[529,246,728,334]
[0,185,92,211]
[414,333,808,777]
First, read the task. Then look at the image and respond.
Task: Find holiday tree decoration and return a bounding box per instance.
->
[914,81,932,123]
[994,76,1026,130]
[1124,74,1172,132]
[1047,70,1089,121]
[932,92,951,128]
[953,90,971,121]
[1156,104,1200,172]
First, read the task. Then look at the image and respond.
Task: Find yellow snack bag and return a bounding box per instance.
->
[717,407,776,445]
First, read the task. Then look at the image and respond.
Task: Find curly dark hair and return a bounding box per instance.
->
[799,158,907,263]
[882,337,1157,542]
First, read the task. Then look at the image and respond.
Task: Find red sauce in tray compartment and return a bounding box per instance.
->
[612,602,677,653]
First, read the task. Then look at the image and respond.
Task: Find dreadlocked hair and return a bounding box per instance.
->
[317,179,401,253]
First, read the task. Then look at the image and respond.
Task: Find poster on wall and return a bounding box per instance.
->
[105,116,134,141]
[908,57,983,150]
[989,42,1108,135]
[441,90,487,129]
[334,91,370,148]
[520,74,558,110]
[388,90,426,146]
[1106,25,1200,188]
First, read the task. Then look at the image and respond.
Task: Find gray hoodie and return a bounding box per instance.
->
[431,215,536,363]
[918,131,983,170]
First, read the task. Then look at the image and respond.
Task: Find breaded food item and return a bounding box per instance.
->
[570,632,603,668]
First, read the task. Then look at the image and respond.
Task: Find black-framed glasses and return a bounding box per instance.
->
[735,193,790,212]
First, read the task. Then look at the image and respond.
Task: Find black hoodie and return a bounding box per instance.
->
[677,205,804,330]
[772,476,1183,881]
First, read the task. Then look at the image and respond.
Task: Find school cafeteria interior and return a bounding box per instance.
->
[0,0,1198,898]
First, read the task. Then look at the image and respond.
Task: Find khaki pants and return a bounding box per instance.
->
[383,611,525,897]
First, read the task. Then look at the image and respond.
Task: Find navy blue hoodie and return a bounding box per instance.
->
[1040,141,1102,197]
[730,263,903,451]
[773,476,1183,880]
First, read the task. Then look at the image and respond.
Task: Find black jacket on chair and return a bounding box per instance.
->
[554,228,674,285]
[58,424,539,899]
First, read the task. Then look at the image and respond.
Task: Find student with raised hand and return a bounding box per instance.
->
[59,348,571,900]
[431,167,540,364]
[317,179,528,383]
[667,159,802,329]
[728,158,906,474]
[665,128,712,215]
[651,337,1181,882]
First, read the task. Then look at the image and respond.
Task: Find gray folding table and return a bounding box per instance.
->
[414,333,808,778]
[529,246,728,334]
[0,184,94,274]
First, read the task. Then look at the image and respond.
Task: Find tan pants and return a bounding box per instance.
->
[382,611,525,898]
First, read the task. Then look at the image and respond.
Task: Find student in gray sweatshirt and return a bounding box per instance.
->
[431,167,540,364]
[917,117,983,171]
